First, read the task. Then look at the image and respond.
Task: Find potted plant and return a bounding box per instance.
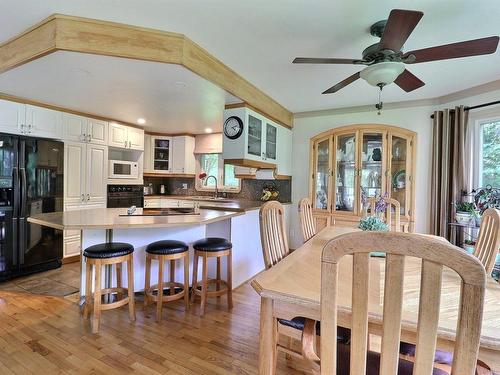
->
[358,216,389,232]
[454,201,476,225]
[463,239,476,254]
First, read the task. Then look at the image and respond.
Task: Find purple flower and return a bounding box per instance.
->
[375,193,388,213]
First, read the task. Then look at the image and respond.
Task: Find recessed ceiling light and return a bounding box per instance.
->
[137,118,146,125]
[205,128,213,133]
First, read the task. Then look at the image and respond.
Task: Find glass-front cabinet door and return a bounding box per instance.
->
[265,123,277,161]
[388,134,411,219]
[313,136,332,211]
[247,115,262,158]
[359,131,386,211]
[152,137,172,172]
[334,132,357,214]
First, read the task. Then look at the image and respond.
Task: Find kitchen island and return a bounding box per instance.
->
[28,206,272,297]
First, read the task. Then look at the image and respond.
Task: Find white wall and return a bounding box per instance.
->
[289,87,500,249]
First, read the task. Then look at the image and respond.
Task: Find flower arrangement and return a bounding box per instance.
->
[359,216,389,231]
[198,171,207,180]
[261,183,279,201]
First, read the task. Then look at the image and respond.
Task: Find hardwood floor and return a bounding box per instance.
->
[0,283,311,374]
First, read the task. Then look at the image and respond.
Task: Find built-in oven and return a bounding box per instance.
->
[107,185,144,208]
[108,160,139,179]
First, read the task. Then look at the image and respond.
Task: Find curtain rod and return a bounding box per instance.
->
[429,100,500,119]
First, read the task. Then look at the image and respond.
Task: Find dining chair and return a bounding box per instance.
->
[314,231,487,375]
[473,208,500,275]
[299,197,316,242]
[366,197,401,232]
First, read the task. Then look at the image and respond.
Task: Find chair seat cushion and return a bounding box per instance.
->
[193,237,232,252]
[83,242,134,259]
[277,317,351,343]
[399,342,453,365]
[337,342,449,375]
[146,240,189,255]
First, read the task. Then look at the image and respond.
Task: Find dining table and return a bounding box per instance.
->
[251,226,500,374]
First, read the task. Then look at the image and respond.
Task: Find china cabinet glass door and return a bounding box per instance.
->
[247,115,262,158]
[389,134,410,217]
[334,133,357,213]
[313,137,331,211]
[360,132,385,211]
[265,123,277,160]
[153,137,171,172]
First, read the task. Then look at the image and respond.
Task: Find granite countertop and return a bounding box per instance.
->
[143,195,292,212]
[28,208,243,230]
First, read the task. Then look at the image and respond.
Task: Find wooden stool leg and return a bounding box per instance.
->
[216,257,221,298]
[127,256,136,322]
[156,256,164,322]
[200,254,208,315]
[92,261,102,334]
[227,250,233,310]
[144,255,151,312]
[116,262,123,301]
[184,253,190,310]
[169,259,175,296]
[83,260,92,319]
[191,252,198,303]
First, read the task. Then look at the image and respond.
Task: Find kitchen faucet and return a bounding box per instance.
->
[204,175,219,199]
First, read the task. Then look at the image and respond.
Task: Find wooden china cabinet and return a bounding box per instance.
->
[309,124,416,232]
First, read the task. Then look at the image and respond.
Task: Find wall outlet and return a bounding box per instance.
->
[182,183,188,190]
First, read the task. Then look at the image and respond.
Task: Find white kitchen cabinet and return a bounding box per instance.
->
[0,99,24,135]
[172,136,196,174]
[143,197,161,208]
[25,105,62,139]
[108,123,144,150]
[63,113,87,142]
[87,119,108,145]
[64,141,108,206]
[143,134,152,172]
[223,107,291,174]
[151,136,173,173]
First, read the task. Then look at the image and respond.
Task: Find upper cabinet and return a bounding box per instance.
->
[108,123,144,150]
[172,136,195,174]
[143,135,196,175]
[310,125,416,231]
[0,100,24,135]
[222,106,292,176]
[63,113,108,145]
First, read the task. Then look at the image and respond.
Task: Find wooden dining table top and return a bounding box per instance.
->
[251,226,500,352]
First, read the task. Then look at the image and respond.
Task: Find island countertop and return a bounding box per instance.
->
[28,208,243,231]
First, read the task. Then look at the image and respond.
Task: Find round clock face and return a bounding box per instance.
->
[224,116,244,140]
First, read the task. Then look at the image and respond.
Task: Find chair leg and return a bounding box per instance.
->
[191,252,199,303]
[144,255,151,313]
[216,257,221,298]
[92,261,102,334]
[127,256,135,322]
[227,250,233,310]
[156,256,164,322]
[83,260,92,319]
[200,254,208,315]
[169,259,175,296]
[116,262,123,301]
[184,253,190,310]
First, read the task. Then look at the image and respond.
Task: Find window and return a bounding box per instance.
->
[196,153,241,192]
[477,118,500,187]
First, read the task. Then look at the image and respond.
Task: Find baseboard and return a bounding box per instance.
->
[62,255,80,264]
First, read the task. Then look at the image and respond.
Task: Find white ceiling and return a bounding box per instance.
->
[0,51,241,133]
[0,0,499,114]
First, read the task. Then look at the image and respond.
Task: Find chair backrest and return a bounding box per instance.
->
[259,201,290,269]
[320,232,486,375]
[474,208,500,274]
[299,197,316,242]
[365,197,401,232]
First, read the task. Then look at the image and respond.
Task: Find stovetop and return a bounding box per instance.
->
[119,207,199,216]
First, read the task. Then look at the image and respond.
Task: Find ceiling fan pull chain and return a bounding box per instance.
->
[376,84,384,115]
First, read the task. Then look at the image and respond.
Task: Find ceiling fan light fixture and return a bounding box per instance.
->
[360,61,405,87]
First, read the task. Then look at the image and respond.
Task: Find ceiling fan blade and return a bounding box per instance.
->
[404,36,499,63]
[293,57,363,64]
[322,72,361,94]
[379,9,424,51]
[394,69,425,92]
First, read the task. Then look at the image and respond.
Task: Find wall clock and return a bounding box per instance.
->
[223,116,244,140]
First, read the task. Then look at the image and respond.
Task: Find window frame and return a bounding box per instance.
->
[195,153,241,193]
[471,109,500,188]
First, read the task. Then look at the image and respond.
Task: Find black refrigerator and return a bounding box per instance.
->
[0,133,64,281]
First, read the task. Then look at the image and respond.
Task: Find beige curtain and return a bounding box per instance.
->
[430,106,469,243]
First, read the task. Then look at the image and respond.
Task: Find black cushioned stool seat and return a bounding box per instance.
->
[192,237,232,252]
[146,240,189,255]
[191,237,233,315]
[278,317,351,343]
[83,242,134,259]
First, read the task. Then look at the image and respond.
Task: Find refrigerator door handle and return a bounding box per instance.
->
[12,166,19,266]
[20,168,27,218]
[19,168,27,265]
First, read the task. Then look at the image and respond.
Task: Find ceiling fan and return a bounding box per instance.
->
[293,9,499,96]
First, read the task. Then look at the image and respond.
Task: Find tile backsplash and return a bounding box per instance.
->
[143,176,291,202]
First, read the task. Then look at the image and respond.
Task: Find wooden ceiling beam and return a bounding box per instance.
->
[0,14,293,128]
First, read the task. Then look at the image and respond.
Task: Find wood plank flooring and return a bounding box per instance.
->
[0,283,311,374]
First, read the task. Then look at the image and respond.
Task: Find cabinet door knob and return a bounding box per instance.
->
[124,140,127,148]
[28,124,32,133]
[87,134,91,143]
[129,140,132,148]
[81,133,86,142]
[81,194,85,202]
[87,194,90,201]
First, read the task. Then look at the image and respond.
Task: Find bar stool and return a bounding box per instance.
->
[144,240,190,322]
[191,237,233,315]
[82,242,135,334]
